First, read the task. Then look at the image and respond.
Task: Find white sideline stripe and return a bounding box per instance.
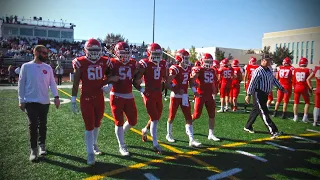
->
[306,129,320,133]
[265,142,295,151]
[292,136,317,143]
[235,150,268,162]
[207,168,242,180]
[144,173,160,180]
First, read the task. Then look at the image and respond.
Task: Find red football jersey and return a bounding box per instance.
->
[169,65,191,93]
[139,59,167,92]
[72,56,110,97]
[293,67,312,86]
[231,66,243,85]
[192,67,215,96]
[219,67,234,85]
[276,65,294,87]
[245,64,259,81]
[313,66,320,94]
[109,58,136,94]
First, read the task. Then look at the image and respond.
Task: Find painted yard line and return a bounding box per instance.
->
[144,173,160,180]
[265,142,296,151]
[292,136,318,143]
[235,150,268,162]
[207,168,243,180]
[85,132,320,180]
[307,129,320,133]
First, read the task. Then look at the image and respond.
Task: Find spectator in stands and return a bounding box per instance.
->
[8,65,16,85]
[15,65,21,76]
[55,64,64,85]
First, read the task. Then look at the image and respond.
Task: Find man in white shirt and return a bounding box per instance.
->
[18,45,60,162]
[55,64,64,85]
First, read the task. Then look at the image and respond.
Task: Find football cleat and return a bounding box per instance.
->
[93,144,102,155]
[302,119,312,123]
[141,128,148,142]
[153,145,163,154]
[208,135,220,141]
[39,144,47,156]
[189,140,201,147]
[217,109,224,113]
[166,134,175,143]
[313,122,319,127]
[29,148,38,162]
[243,127,255,133]
[271,131,283,139]
[119,145,130,156]
[87,153,95,166]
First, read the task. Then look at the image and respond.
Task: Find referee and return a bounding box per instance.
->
[244,54,287,139]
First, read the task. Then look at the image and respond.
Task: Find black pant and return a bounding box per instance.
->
[57,74,62,85]
[245,90,278,134]
[25,103,50,149]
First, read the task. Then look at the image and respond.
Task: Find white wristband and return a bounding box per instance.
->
[212,94,216,99]
[140,87,145,93]
[191,87,197,93]
[71,96,77,103]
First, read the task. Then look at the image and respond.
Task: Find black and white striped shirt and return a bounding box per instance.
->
[247,66,284,95]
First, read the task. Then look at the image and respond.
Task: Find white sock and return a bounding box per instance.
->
[167,121,172,135]
[142,127,148,134]
[303,114,308,120]
[314,108,319,123]
[294,115,298,120]
[150,120,158,146]
[93,127,99,145]
[123,121,132,133]
[209,129,214,136]
[85,130,94,154]
[115,125,125,147]
[185,124,194,141]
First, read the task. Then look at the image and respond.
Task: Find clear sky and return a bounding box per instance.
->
[1,0,319,50]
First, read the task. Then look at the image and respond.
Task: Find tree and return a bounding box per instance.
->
[246,49,256,54]
[215,48,225,61]
[189,46,198,63]
[260,46,271,55]
[103,33,128,45]
[162,48,169,60]
[227,53,233,60]
[272,46,294,66]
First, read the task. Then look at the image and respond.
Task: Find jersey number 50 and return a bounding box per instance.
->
[88,67,103,80]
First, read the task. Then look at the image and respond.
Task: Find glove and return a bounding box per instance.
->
[140,88,145,97]
[71,96,79,114]
[102,84,113,94]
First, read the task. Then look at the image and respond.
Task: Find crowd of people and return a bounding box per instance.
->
[17,38,319,166]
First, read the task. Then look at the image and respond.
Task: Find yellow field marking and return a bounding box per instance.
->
[84,132,320,180]
[58,89,222,175]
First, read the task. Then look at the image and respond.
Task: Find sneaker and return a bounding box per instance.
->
[166,134,175,143]
[153,145,162,154]
[208,134,220,141]
[243,127,255,133]
[39,144,47,156]
[87,153,95,165]
[313,122,319,127]
[29,148,38,162]
[271,131,283,139]
[281,113,287,119]
[293,117,298,122]
[189,140,201,147]
[272,111,278,117]
[217,109,224,113]
[119,145,130,156]
[164,97,168,101]
[232,107,237,112]
[302,119,312,123]
[224,107,230,111]
[141,128,148,142]
[93,144,102,155]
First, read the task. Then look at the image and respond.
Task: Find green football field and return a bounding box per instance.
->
[0,85,319,180]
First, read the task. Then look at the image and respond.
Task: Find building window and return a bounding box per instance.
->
[48,30,60,38]
[20,28,33,36]
[3,27,19,35]
[61,31,73,39]
[296,42,299,64]
[280,43,282,47]
[292,50,295,63]
[284,43,286,48]
[311,41,314,64]
[34,29,47,37]
[301,41,304,57]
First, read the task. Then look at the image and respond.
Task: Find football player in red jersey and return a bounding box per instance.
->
[164,49,201,147]
[307,59,320,126]
[217,58,234,112]
[273,57,294,119]
[105,42,139,156]
[71,38,119,165]
[266,66,277,109]
[230,59,243,111]
[212,60,220,97]
[243,57,259,111]
[133,43,167,154]
[191,53,220,141]
[292,57,313,122]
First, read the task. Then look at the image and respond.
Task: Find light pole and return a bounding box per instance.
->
[152,0,155,43]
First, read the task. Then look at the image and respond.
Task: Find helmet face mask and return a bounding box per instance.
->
[175,49,190,67]
[84,39,102,61]
[147,43,162,65]
[203,59,213,68]
[115,42,131,64]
